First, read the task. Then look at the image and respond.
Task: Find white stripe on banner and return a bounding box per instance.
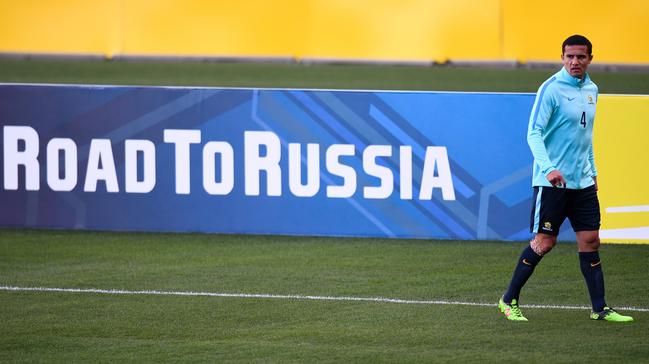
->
[2,285,648,312]
[600,226,649,240]
[606,205,649,213]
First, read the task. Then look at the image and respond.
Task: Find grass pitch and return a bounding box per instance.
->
[1,58,649,94]
[1,229,648,363]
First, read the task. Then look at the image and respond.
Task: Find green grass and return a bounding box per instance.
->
[1,59,649,94]
[1,229,648,363]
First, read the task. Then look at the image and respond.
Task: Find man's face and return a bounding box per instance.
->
[562,45,592,78]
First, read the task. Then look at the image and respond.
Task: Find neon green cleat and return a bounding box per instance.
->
[498,297,528,321]
[590,307,634,322]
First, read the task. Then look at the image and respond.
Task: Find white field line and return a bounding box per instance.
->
[2,285,649,312]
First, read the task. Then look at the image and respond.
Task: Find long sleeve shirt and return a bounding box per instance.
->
[527,67,598,189]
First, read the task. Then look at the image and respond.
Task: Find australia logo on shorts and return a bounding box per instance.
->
[543,222,553,231]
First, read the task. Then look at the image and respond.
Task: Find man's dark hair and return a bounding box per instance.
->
[562,35,592,55]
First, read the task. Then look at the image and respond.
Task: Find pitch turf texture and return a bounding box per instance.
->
[2,60,649,362]
[1,229,648,363]
[2,58,649,93]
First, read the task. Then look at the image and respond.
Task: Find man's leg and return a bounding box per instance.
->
[571,186,632,322]
[499,186,565,321]
[503,233,555,304]
[576,230,606,312]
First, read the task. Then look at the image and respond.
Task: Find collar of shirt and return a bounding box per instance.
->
[559,67,591,87]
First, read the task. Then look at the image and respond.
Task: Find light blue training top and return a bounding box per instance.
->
[527,67,598,189]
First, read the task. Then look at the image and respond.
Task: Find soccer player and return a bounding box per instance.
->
[497,35,633,322]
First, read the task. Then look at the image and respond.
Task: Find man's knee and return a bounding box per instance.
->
[577,231,600,252]
[584,237,600,250]
[531,235,556,255]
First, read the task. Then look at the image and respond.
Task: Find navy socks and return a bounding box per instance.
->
[503,245,543,304]
[579,251,606,312]
[504,246,607,312]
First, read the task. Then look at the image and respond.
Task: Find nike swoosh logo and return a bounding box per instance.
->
[591,261,601,267]
[567,97,576,101]
[522,259,532,266]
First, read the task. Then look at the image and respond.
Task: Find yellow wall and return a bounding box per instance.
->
[0,0,121,56]
[121,1,306,58]
[1,0,648,63]
[596,95,649,243]
[502,0,649,63]
[303,0,501,62]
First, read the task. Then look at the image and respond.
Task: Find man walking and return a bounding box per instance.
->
[498,35,633,322]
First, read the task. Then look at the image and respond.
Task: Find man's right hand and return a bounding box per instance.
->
[547,170,567,188]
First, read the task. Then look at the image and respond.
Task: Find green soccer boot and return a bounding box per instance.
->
[498,297,528,321]
[590,307,634,322]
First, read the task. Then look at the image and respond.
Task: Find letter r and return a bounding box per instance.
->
[3,125,40,190]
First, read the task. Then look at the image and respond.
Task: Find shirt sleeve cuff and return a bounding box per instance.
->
[542,167,556,176]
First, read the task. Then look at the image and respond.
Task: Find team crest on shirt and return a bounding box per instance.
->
[588,95,594,104]
[543,222,553,231]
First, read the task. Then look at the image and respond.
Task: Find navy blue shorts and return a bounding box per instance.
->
[529,185,601,236]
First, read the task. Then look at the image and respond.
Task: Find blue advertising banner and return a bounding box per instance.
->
[0,83,576,241]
